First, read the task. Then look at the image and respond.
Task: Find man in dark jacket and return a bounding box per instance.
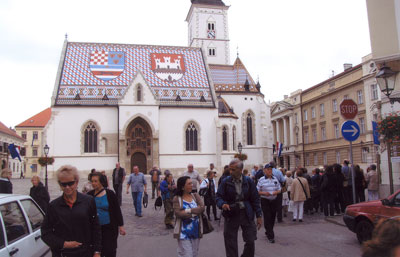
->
[41,165,101,257]
[216,158,262,257]
[112,163,126,206]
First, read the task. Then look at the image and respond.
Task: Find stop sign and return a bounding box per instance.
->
[340,99,358,120]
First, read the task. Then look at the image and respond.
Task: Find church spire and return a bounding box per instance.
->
[191,0,226,6]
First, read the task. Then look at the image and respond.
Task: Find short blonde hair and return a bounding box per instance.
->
[56,165,79,182]
[1,168,10,178]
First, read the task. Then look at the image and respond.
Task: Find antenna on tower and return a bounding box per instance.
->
[65,33,68,40]
[236,45,239,58]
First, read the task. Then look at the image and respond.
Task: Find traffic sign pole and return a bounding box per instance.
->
[350,141,356,204]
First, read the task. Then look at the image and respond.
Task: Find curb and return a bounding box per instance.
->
[324,217,346,227]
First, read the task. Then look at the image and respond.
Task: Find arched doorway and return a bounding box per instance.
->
[131,152,147,174]
[126,117,153,174]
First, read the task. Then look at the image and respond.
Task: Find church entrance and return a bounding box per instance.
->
[131,152,147,174]
[126,117,153,174]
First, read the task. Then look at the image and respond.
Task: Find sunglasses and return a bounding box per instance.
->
[59,180,76,187]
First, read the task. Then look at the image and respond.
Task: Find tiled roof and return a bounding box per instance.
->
[191,0,226,6]
[217,96,238,119]
[209,58,259,93]
[0,121,24,141]
[15,108,51,128]
[56,42,214,107]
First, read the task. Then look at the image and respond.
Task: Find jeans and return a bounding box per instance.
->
[368,190,379,201]
[132,191,143,216]
[177,239,200,257]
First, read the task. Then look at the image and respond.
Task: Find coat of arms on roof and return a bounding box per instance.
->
[151,53,186,83]
[89,50,125,81]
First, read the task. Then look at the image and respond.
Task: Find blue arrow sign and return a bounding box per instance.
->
[341,120,360,142]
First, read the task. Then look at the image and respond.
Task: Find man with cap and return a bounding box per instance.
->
[269,161,286,222]
[257,163,281,243]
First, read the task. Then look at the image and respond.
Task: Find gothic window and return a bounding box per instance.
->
[208,48,216,56]
[207,21,216,39]
[247,113,253,145]
[136,85,142,102]
[186,122,198,151]
[84,122,98,153]
[232,126,236,151]
[222,126,228,151]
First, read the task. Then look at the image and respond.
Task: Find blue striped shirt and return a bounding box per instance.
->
[257,176,281,200]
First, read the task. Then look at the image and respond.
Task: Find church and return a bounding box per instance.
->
[45,0,273,176]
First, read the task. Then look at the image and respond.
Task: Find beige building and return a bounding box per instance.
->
[301,63,376,171]
[272,60,379,171]
[15,108,51,178]
[270,90,303,170]
[0,121,25,178]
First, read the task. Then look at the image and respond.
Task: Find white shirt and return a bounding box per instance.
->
[257,175,281,200]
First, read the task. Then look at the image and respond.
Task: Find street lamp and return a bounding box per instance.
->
[376,64,399,104]
[238,142,243,155]
[43,144,50,191]
[375,64,398,194]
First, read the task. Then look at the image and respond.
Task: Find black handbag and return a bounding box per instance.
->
[199,187,208,197]
[201,214,214,234]
[155,196,163,210]
[143,192,148,208]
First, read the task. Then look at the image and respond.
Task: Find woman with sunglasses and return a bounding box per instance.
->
[41,165,102,257]
[88,172,126,257]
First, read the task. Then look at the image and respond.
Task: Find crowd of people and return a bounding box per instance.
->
[0,158,383,257]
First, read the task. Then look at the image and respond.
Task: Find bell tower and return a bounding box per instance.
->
[186,0,230,65]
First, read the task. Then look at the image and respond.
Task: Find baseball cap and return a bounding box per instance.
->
[264,164,272,169]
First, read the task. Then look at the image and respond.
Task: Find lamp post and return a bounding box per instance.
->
[238,142,243,155]
[43,144,50,191]
[376,64,398,194]
[376,64,399,104]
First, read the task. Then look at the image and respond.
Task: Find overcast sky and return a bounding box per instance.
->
[0,0,371,128]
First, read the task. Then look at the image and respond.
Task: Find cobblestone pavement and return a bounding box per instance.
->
[11,177,361,257]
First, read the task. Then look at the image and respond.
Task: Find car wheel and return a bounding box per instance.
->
[355,219,373,244]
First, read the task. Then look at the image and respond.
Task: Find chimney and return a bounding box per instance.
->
[284,95,288,99]
[344,63,353,71]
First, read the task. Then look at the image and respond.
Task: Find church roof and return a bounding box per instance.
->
[54,42,214,107]
[15,108,51,128]
[191,0,226,6]
[217,96,238,119]
[209,58,259,94]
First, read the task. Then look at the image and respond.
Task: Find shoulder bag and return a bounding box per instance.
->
[297,178,310,200]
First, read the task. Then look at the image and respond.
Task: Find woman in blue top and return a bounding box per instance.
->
[173,176,205,257]
[88,172,126,257]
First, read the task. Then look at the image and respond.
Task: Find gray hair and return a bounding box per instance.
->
[229,158,244,171]
[56,165,79,181]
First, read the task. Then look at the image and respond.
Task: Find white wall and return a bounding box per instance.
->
[45,106,118,172]
[158,107,218,170]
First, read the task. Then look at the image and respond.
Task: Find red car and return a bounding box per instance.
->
[343,189,400,243]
